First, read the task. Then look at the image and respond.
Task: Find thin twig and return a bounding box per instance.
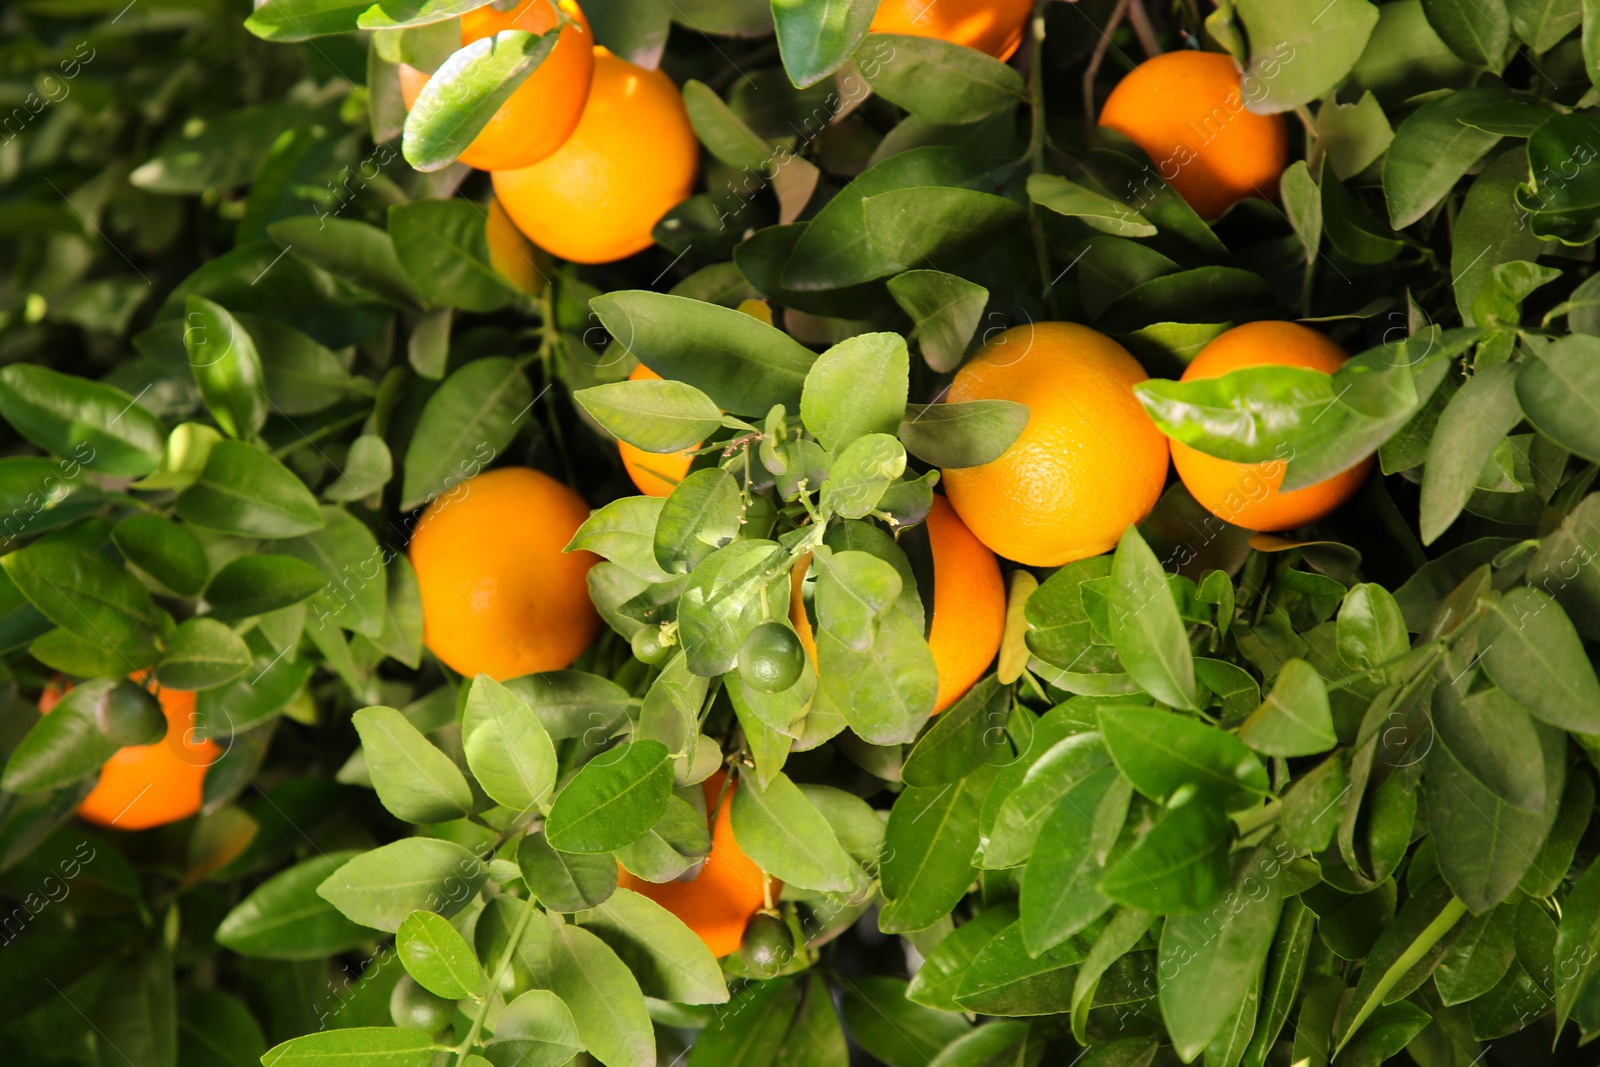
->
[1083,0,1133,136]
[1127,0,1161,57]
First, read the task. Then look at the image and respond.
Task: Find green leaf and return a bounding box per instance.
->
[517,830,615,913]
[1509,0,1582,51]
[93,950,177,1067]
[589,292,817,415]
[954,919,1090,1017]
[389,200,519,313]
[1335,882,1468,1051]
[205,554,328,622]
[245,0,369,40]
[1428,718,1566,912]
[278,505,387,638]
[898,400,1028,469]
[317,837,487,931]
[860,187,1026,277]
[1158,847,1285,1060]
[546,924,655,1067]
[397,909,480,1000]
[820,433,906,519]
[0,365,166,478]
[856,33,1026,123]
[1432,682,1547,813]
[157,618,252,691]
[730,770,857,893]
[1418,363,1522,544]
[1317,91,1396,180]
[261,1028,439,1066]
[772,0,875,88]
[1135,366,1336,465]
[2,541,160,665]
[982,733,1113,869]
[1240,895,1316,1067]
[0,678,123,794]
[1019,764,1132,952]
[462,673,557,812]
[575,887,729,1005]
[1100,705,1268,810]
[575,378,720,454]
[817,595,937,745]
[1516,333,1600,462]
[403,29,559,171]
[1435,904,1518,1006]
[1422,0,1512,66]
[176,440,325,539]
[1336,583,1408,671]
[215,851,374,960]
[1107,525,1197,710]
[885,270,987,373]
[1237,659,1337,757]
[653,468,744,576]
[353,705,475,823]
[687,977,802,1067]
[112,514,208,597]
[568,497,671,583]
[1029,173,1156,238]
[1071,907,1155,1043]
[1100,801,1232,913]
[907,906,1017,1011]
[800,332,909,454]
[400,356,532,510]
[880,765,996,933]
[1234,0,1380,112]
[267,216,422,308]
[1481,587,1600,732]
[901,675,1009,787]
[359,0,497,28]
[1383,88,1508,228]
[184,296,268,439]
[841,976,970,1066]
[546,741,674,853]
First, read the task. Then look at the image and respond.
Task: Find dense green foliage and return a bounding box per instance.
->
[9,0,1600,1065]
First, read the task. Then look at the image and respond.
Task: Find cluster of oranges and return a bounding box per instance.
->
[57,16,1342,965]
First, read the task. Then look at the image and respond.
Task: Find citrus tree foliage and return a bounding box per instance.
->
[7,0,1600,1066]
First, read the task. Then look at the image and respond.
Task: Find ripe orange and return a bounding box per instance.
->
[618,364,697,497]
[1170,321,1370,531]
[869,0,1032,60]
[1097,50,1289,220]
[40,677,219,830]
[397,0,593,172]
[616,771,769,958]
[409,467,600,681]
[492,49,699,264]
[941,322,1169,567]
[788,497,1005,714]
[486,196,545,296]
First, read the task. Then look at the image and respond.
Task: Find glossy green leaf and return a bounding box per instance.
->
[0,365,166,478]
[176,440,325,538]
[1237,659,1337,757]
[546,741,674,853]
[1099,705,1268,809]
[397,909,480,1000]
[800,332,909,454]
[352,705,474,823]
[403,30,558,171]
[317,837,487,931]
[731,770,856,893]
[856,33,1026,123]
[575,378,721,454]
[463,673,557,812]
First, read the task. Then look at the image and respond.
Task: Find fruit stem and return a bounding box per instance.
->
[1126,1,1160,58]
[454,891,538,1065]
[1025,0,1056,312]
[1082,0,1133,136]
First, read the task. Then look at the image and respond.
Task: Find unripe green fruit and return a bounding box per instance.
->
[96,681,166,746]
[740,911,795,977]
[737,622,804,693]
[631,625,672,665]
[390,975,454,1035]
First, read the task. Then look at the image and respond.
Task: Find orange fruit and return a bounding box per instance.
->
[788,497,1005,714]
[398,0,593,172]
[1097,50,1289,220]
[868,0,1032,60]
[492,49,699,264]
[486,196,545,296]
[1170,321,1370,532]
[616,771,769,958]
[40,676,219,830]
[409,467,600,680]
[941,322,1169,567]
[618,364,697,497]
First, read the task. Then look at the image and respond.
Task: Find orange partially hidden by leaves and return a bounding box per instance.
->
[869,0,1032,59]
[40,677,219,830]
[1097,50,1288,220]
[397,0,593,172]
[788,497,1005,714]
[941,322,1169,568]
[492,48,699,264]
[616,771,769,958]
[409,467,600,681]
[1171,321,1370,532]
[618,364,697,497]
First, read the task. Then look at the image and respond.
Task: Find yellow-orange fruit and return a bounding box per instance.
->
[398,0,594,172]
[941,322,1169,567]
[492,49,699,264]
[616,772,769,958]
[409,467,599,680]
[868,0,1032,60]
[1170,321,1370,532]
[1098,50,1289,219]
[618,364,697,497]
